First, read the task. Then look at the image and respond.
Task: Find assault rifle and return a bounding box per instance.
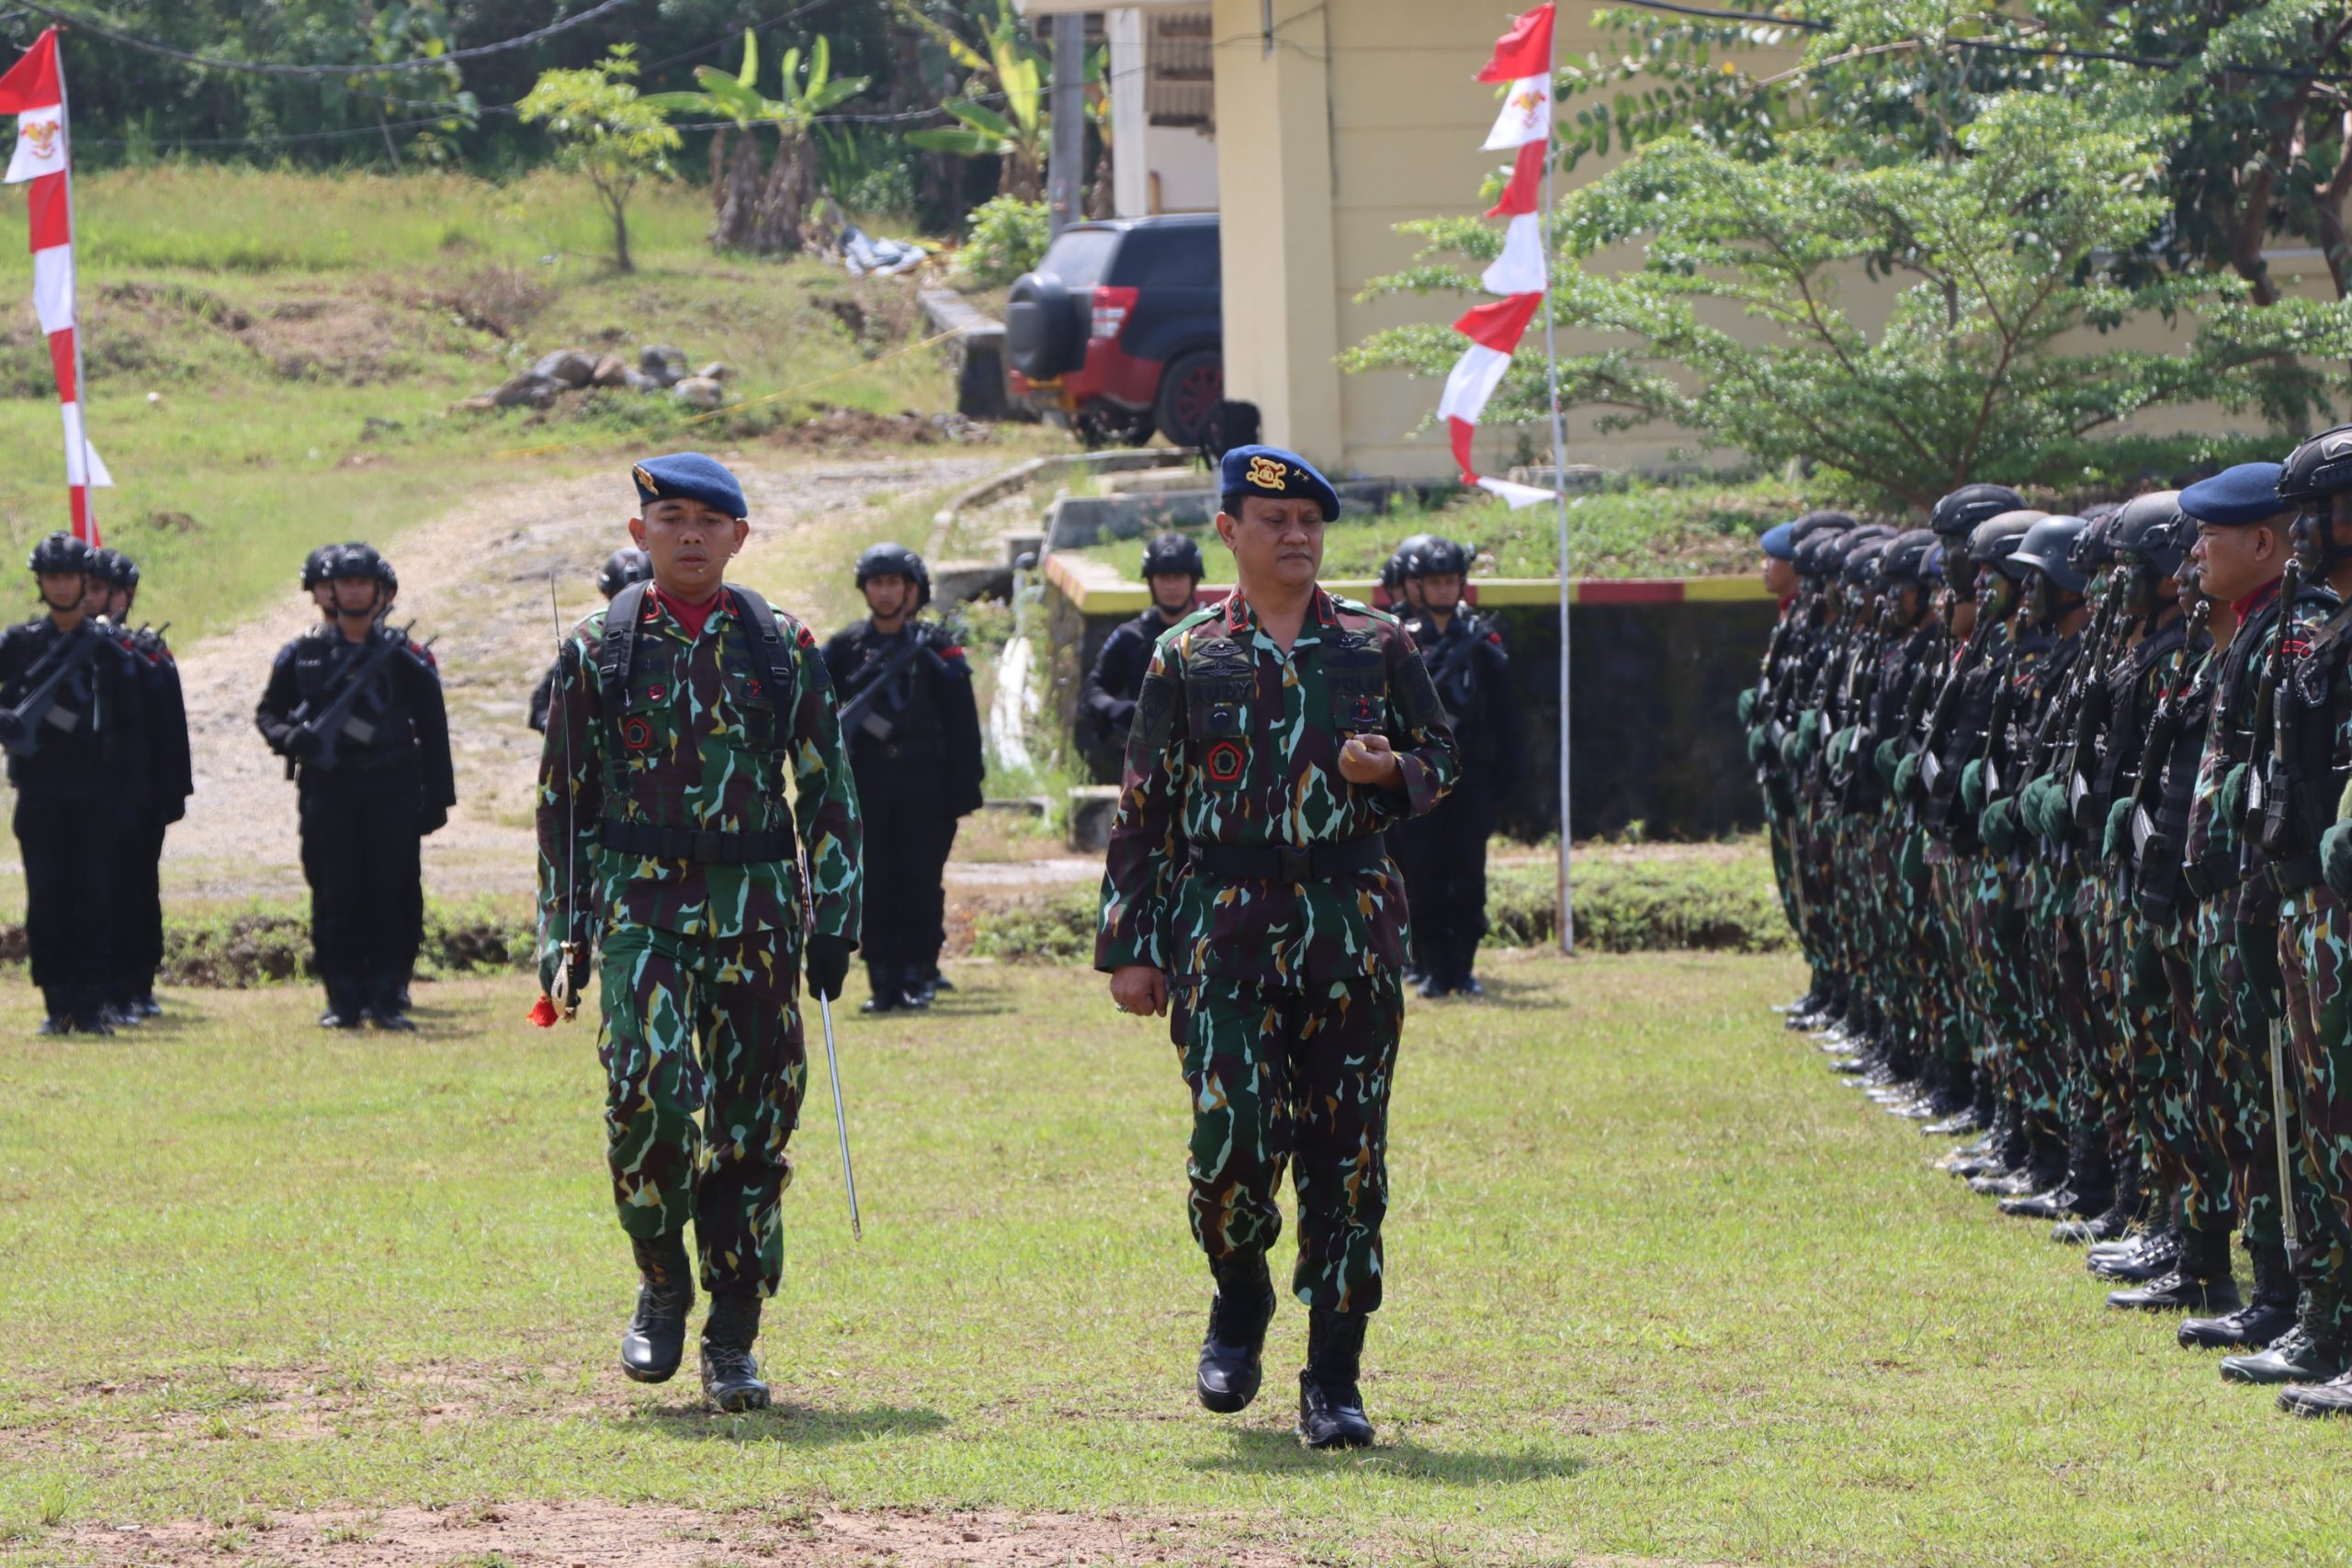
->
[2243,562,2306,836]
[1830,598,1898,793]
[835,632,936,740]
[0,620,107,760]
[1917,611,1995,798]
[2124,598,2212,862]
[286,622,420,772]
[2044,572,2133,817]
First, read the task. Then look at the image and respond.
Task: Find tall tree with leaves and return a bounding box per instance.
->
[644,30,869,254]
[1349,92,2352,506]
[517,46,679,273]
[899,0,1047,200]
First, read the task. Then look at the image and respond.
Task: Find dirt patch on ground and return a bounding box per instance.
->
[64,1503,1306,1568]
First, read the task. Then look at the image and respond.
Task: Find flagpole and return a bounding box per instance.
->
[56,31,93,545]
[1539,19,1572,956]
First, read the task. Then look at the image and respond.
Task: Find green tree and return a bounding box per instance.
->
[643,29,869,255]
[1349,93,2352,507]
[899,0,1047,200]
[516,46,680,274]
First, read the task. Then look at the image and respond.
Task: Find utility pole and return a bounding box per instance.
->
[1047,13,1085,237]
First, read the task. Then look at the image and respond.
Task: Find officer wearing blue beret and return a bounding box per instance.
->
[1096,443,1459,1450]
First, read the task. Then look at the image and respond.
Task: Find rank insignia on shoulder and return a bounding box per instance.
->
[797,625,816,649]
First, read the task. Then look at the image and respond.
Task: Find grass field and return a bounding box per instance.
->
[0,166,1030,645]
[6,953,2352,1567]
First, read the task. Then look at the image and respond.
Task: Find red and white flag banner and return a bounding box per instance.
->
[1441,4,1556,511]
[0,28,108,544]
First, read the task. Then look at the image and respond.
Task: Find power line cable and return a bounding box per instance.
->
[7,0,634,76]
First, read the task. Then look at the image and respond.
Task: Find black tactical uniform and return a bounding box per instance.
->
[92,548,191,1019]
[0,533,150,1033]
[254,544,456,1029]
[1080,533,1204,772]
[1392,538,1522,996]
[532,547,652,735]
[822,543,984,1011]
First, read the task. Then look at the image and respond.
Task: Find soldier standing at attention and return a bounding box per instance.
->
[822,544,983,1013]
[1080,532,1204,755]
[1394,536,1523,997]
[1097,446,1460,1450]
[0,533,150,1034]
[93,549,191,1021]
[532,547,652,735]
[537,453,862,1414]
[255,544,455,1032]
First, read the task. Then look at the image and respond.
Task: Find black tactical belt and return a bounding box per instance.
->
[1187,834,1388,883]
[2269,853,2324,896]
[2181,851,2236,902]
[599,819,793,864]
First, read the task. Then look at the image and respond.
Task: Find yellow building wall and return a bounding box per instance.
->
[1207,0,2335,486]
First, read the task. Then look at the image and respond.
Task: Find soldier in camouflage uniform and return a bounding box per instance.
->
[537,453,863,1414]
[1097,446,1459,1451]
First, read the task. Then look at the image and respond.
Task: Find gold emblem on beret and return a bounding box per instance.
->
[632,463,658,493]
[1246,455,1287,490]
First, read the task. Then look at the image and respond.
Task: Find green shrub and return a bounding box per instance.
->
[0,898,537,988]
[957,196,1050,287]
[971,889,1097,964]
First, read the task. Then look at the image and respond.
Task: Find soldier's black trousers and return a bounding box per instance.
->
[16,792,124,1009]
[110,817,167,998]
[1394,782,1496,980]
[299,773,424,992]
[856,788,957,972]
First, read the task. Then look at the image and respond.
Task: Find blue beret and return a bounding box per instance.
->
[2179,462,2288,528]
[1219,445,1340,522]
[632,452,747,519]
[1759,522,1797,560]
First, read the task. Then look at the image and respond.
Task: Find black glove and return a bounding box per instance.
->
[2236,919,2285,1022]
[805,933,854,1003]
[284,727,323,761]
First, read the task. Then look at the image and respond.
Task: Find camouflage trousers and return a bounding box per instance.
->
[2274,893,2352,1330]
[2192,894,2284,1251]
[2012,860,2075,1130]
[2142,908,2237,1232]
[1763,795,1815,980]
[2064,872,2132,1168]
[1172,972,1404,1314]
[1926,848,1978,1076]
[1963,853,2040,1122]
[598,923,808,1296]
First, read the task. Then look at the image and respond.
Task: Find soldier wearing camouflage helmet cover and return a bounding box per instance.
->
[1097,444,1459,1451]
[821,540,983,1013]
[1080,532,1205,768]
[256,542,456,1032]
[537,452,863,1415]
[1392,535,1522,998]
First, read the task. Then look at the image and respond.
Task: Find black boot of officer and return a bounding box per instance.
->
[1297,1308,1374,1450]
[2182,1244,2296,1351]
[621,1235,695,1383]
[2221,1288,2351,1385]
[1197,1252,1276,1413]
[701,1291,771,1412]
[2106,1226,2239,1313]
[365,971,416,1031]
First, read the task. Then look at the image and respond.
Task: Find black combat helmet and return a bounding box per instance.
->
[1967,510,2046,580]
[301,545,336,590]
[1382,532,1439,593]
[28,531,92,577]
[2010,515,2091,594]
[1839,536,1894,595]
[1792,527,1849,582]
[1403,536,1474,578]
[2071,505,2120,574]
[328,542,386,582]
[1140,532,1205,580]
[2278,424,2352,508]
[1929,483,2026,540]
[856,541,931,608]
[1878,528,1939,586]
[1788,509,1858,545]
[596,547,654,599]
[2109,490,2190,581]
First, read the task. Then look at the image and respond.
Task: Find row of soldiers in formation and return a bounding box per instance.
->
[1750,433,2352,1418]
[2,521,987,1038]
[1080,528,1524,996]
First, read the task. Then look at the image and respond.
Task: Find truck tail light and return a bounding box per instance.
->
[1090,286,1137,341]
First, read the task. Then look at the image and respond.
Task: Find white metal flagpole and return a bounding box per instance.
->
[1540,13,1572,955]
[58,40,94,545]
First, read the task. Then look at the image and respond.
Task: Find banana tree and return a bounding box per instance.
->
[644,29,868,254]
[899,0,1047,200]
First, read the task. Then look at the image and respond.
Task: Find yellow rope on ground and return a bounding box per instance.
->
[490,325,965,461]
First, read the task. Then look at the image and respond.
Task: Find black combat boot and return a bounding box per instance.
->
[1296,1308,1374,1450]
[1971,1125,2064,1198]
[366,973,417,1032]
[897,964,933,1010]
[319,975,364,1029]
[2279,1366,2352,1416]
[859,964,898,1015]
[2221,1286,2350,1383]
[2182,1244,2294,1351]
[700,1290,771,1412]
[35,987,74,1034]
[2052,1158,2143,1245]
[2088,1226,2180,1280]
[1197,1252,1276,1413]
[1415,973,1451,1001]
[620,1235,695,1384]
[2001,1126,2112,1222]
[2107,1226,2238,1313]
[69,987,113,1036]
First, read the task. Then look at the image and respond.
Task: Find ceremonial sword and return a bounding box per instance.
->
[803,844,864,1242]
[548,574,584,1020]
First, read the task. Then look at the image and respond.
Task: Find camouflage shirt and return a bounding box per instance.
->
[1095,587,1460,985]
[536,585,862,952]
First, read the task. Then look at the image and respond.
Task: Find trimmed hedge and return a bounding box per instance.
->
[0,898,536,988]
